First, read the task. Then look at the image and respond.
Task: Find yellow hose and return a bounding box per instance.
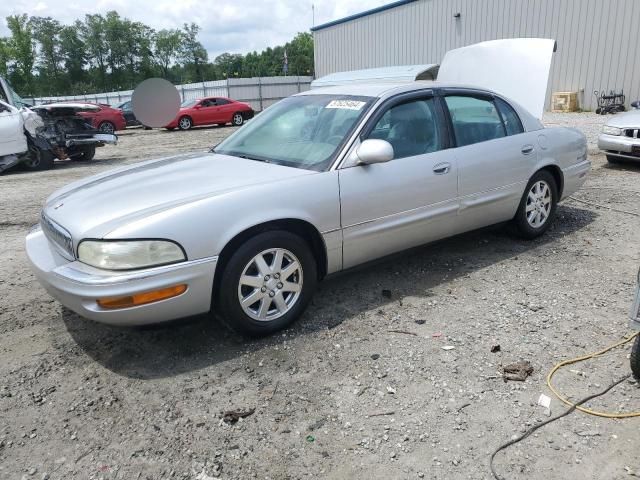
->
[546,332,640,418]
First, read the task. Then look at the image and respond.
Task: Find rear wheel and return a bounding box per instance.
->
[512,170,558,239]
[232,112,244,126]
[22,146,55,171]
[178,116,192,130]
[631,335,640,381]
[216,231,317,336]
[98,121,115,134]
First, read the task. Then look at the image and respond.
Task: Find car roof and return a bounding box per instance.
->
[298,81,543,132]
[298,81,506,99]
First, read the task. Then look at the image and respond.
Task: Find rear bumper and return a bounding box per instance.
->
[25,226,216,326]
[560,159,590,200]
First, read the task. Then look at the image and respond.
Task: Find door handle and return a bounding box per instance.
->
[521,144,535,155]
[433,162,451,175]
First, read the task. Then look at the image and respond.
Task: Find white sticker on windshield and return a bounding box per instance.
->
[326,100,366,110]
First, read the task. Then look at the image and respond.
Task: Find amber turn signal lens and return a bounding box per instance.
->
[97,284,187,309]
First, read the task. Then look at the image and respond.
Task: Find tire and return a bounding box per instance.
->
[606,154,622,164]
[98,121,116,134]
[512,170,558,239]
[144,126,152,130]
[232,112,244,126]
[632,335,640,381]
[165,127,175,131]
[71,145,96,161]
[178,116,192,130]
[216,231,317,337]
[22,146,55,171]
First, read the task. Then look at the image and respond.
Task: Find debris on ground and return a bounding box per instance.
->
[490,345,501,353]
[221,408,255,424]
[502,360,534,382]
[442,345,455,351]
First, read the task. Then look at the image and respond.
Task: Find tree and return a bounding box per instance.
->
[30,16,63,94]
[59,23,87,89]
[80,14,109,90]
[180,22,208,82]
[6,14,35,95]
[154,29,183,79]
[0,38,11,78]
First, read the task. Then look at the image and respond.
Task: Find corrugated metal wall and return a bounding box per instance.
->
[29,76,312,112]
[313,0,640,111]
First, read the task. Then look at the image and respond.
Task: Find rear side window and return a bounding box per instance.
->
[444,95,506,147]
[366,98,442,159]
[216,98,230,105]
[495,97,524,136]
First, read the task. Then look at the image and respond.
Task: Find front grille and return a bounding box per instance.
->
[624,128,640,139]
[40,212,74,259]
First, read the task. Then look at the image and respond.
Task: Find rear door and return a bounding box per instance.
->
[442,90,535,230]
[214,98,235,123]
[339,92,459,269]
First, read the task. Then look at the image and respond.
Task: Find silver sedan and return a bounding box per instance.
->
[598,106,640,163]
[26,81,589,335]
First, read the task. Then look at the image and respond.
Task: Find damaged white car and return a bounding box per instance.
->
[0,77,117,173]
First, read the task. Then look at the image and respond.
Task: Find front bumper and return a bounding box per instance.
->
[25,227,217,326]
[598,133,640,159]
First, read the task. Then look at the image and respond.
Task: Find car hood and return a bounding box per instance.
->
[605,109,640,128]
[43,152,314,239]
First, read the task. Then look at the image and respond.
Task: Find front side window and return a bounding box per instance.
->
[214,94,373,171]
[445,95,506,147]
[366,98,442,159]
[495,97,524,136]
[216,98,230,105]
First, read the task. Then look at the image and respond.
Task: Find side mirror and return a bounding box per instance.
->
[632,100,640,110]
[356,139,394,165]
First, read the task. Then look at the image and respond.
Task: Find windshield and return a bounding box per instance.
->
[214,94,374,171]
[181,99,198,108]
[1,78,30,108]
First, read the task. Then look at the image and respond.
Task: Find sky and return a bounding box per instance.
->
[0,0,390,60]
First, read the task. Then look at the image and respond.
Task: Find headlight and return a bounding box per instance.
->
[77,240,186,270]
[602,125,622,136]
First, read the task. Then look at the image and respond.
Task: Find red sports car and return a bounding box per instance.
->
[164,97,254,130]
[74,103,127,133]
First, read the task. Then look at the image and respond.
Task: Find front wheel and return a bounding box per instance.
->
[631,335,640,381]
[216,231,317,336]
[512,170,558,239]
[178,116,192,130]
[606,154,622,164]
[22,146,55,171]
[71,145,96,161]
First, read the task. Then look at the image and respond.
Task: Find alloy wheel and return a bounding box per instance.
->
[179,117,192,130]
[233,113,244,125]
[237,248,303,321]
[526,180,552,228]
[99,122,115,134]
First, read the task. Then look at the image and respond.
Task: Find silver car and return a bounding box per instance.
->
[598,105,640,163]
[25,41,590,336]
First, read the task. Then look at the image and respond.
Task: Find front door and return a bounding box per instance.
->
[0,102,27,156]
[339,95,459,269]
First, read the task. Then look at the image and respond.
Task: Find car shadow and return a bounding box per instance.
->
[603,159,640,172]
[62,204,596,380]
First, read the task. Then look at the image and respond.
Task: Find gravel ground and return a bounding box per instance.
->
[1,115,639,480]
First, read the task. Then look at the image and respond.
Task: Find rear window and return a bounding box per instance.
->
[495,97,524,136]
